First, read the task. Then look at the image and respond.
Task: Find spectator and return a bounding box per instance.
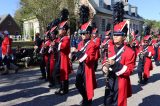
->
[15,45,31,68]
[1,30,18,75]
[34,33,46,80]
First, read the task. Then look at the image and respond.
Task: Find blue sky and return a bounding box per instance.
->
[129,0,160,21]
[0,0,160,21]
[0,0,20,16]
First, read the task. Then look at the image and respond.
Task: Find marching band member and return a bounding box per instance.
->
[72,5,97,106]
[91,25,101,71]
[137,33,155,84]
[102,2,135,106]
[54,9,71,95]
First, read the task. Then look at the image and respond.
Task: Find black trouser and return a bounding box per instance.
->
[137,56,144,78]
[76,73,88,102]
[39,56,46,78]
[104,89,118,106]
[104,75,118,106]
[94,60,98,71]
[62,80,69,92]
[2,56,10,68]
[52,53,61,85]
[76,63,92,105]
[138,71,148,82]
[154,47,160,66]
[46,57,50,80]
[138,72,143,81]
[154,47,158,60]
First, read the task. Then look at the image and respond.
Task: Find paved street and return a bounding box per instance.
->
[0,63,160,106]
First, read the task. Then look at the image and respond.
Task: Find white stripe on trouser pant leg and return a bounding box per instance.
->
[148,52,151,57]
[58,43,62,51]
[116,65,127,76]
[2,54,5,60]
[79,53,88,63]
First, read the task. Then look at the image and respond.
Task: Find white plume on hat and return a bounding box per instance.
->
[4,30,9,35]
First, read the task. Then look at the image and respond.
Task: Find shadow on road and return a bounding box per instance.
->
[0,80,45,93]
[0,69,40,84]
[13,94,65,106]
[13,87,79,106]
[139,95,160,106]
[132,84,143,94]
[0,87,49,102]
[92,96,104,106]
[148,73,160,84]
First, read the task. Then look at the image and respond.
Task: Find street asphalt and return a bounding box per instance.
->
[0,62,160,106]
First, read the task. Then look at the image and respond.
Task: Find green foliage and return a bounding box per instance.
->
[127,34,132,42]
[14,0,77,34]
[30,28,34,41]
[144,19,160,29]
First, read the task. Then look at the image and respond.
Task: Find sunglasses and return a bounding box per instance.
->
[113,34,124,36]
[144,41,148,43]
[59,28,65,30]
[80,33,86,35]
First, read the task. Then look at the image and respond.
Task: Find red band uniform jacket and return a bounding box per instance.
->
[102,44,135,106]
[138,45,155,78]
[77,40,97,100]
[58,36,71,81]
[152,39,160,61]
[91,37,101,61]
[48,39,59,79]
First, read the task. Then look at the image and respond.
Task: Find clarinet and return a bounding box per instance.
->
[48,39,58,59]
[104,42,110,89]
[71,40,90,62]
[154,41,160,48]
[101,39,109,60]
[40,46,48,55]
[139,45,148,67]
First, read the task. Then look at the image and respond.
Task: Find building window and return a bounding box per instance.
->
[125,0,128,2]
[133,24,135,30]
[101,19,106,31]
[136,25,138,30]
[99,0,104,7]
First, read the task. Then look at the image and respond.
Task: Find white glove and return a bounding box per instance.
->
[102,66,109,74]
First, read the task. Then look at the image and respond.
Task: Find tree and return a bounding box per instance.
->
[14,0,77,35]
[144,19,160,36]
[145,19,160,30]
[16,0,62,34]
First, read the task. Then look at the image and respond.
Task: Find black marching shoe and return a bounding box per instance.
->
[48,83,55,88]
[138,75,144,84]
[55,88,68,95]
[39,76,46,80]
[143,78,148,84]
[80,100,92,106]
[138,80,143,84]
[138,79,148,85]
[55,81,69,95]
